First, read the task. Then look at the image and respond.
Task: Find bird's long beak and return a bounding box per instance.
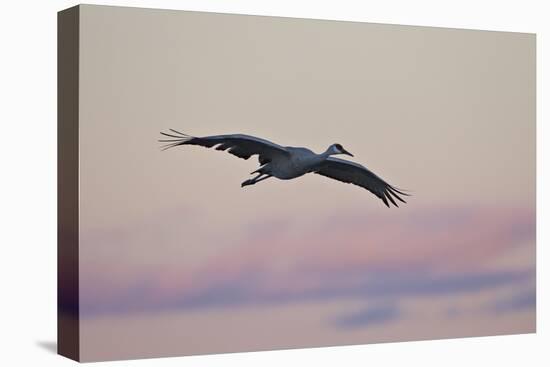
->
[342,149,354,157]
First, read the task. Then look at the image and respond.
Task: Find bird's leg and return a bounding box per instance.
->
[241,173,271,188]
[241,173,262,187]
[254,174,272,184]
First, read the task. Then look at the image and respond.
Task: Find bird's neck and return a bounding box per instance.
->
[319,148,334,160]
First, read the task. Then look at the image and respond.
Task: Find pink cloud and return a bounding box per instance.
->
[79,205,535,316]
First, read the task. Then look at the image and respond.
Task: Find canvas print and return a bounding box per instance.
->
[58,4,536,362]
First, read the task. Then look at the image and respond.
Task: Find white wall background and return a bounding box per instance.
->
[0,0,546,366]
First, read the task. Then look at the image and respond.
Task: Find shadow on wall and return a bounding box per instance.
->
[36,340,57,354]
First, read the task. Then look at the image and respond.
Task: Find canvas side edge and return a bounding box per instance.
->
[57,5,80,362]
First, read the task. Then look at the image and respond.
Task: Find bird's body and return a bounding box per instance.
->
[268,146,320,179]
[159,130,409,207]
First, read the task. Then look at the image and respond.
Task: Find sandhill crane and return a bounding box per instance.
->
[159,130,409,207]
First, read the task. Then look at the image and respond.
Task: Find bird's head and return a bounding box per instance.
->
[329,143,354,157]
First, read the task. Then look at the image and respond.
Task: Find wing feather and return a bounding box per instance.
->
[159,130,288,165]
[315,157,409,207]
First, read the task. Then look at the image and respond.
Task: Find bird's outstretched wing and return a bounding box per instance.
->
[159,129,289,165]
[315,157,409,207]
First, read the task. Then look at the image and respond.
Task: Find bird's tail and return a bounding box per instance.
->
[158,129,195,151]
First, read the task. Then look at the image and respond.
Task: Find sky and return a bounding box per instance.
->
[76,5,535,361]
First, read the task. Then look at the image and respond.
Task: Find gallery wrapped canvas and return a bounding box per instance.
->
[58,4,536,362]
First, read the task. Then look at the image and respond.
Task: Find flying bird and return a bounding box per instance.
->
[159,130,409,207]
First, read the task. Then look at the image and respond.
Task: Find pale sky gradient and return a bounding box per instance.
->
[77,5,535,362]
